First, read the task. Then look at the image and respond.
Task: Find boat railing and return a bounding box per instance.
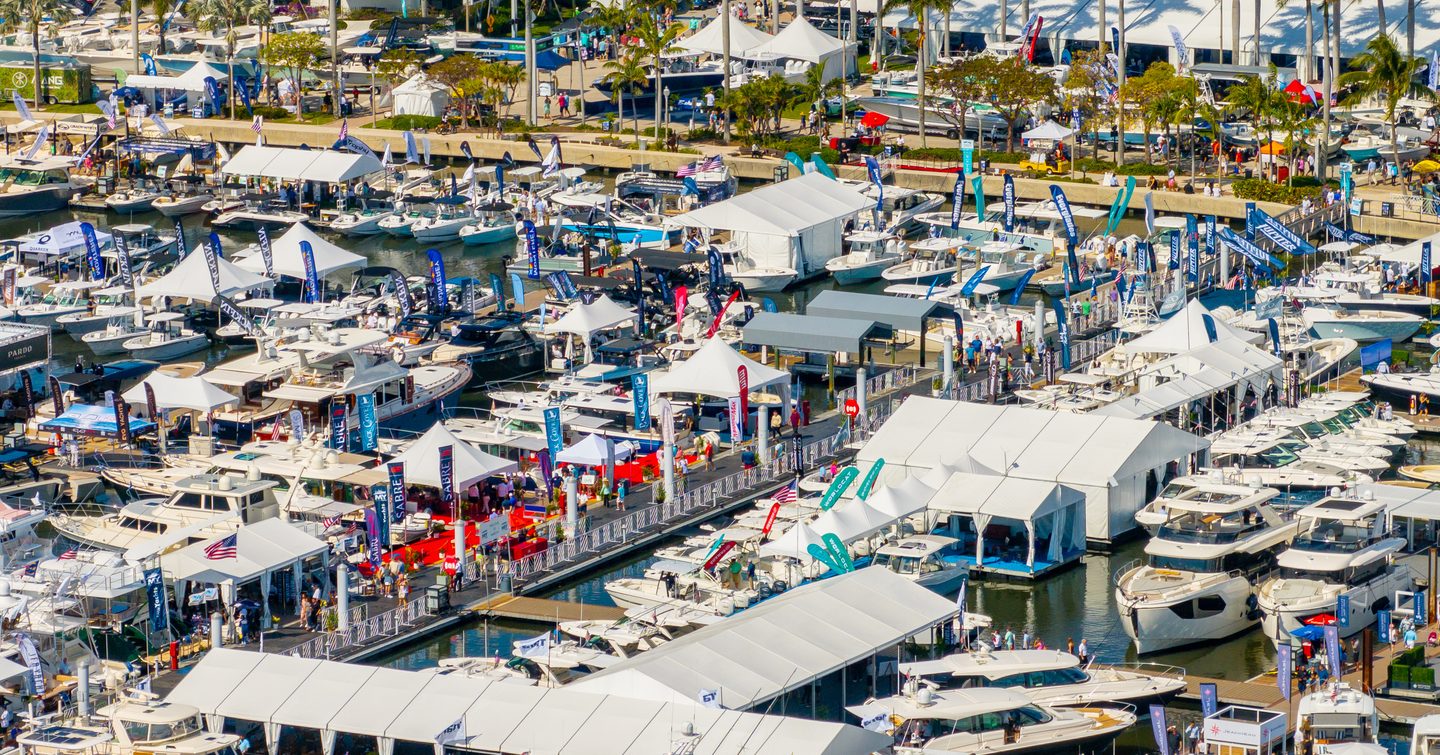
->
[283,597,430,660]
[1091,660,1188,681]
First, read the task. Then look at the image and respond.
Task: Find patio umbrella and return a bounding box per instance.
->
[1413,159,1440,173]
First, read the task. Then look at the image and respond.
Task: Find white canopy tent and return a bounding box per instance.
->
[122,373,240,413]
[861,477,934,520]
[758,521,827,561]
[750,16,855,81]
[677,13,774,55]
[391,72,450,117]
[168,649,890,755]
[234,224,366,281]
[857,398,1208,543]
[810,499,897,543]
[674,173,872,277]
[221,146,385,184]
[928,472,1086,573]
[17,221,113,258]
[649,336,790,401]
[136,250,274,304]
[1121,299,1263,357]
[555,433,637,466]
[162,519,329,628]
[1022,120,1074,141]
[387,422,518,491]
[543,295,637,362]
[122,60,230,107]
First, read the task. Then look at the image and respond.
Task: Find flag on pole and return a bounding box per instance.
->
[204,534,238,560]
[773,480,798,503]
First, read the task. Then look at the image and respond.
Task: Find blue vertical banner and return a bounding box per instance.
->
[1149,704,1169,755]
[1205,215,1216,257]
[863,155,884,214]
[438,444,455,512]
[1324,624,1341,676]
[329,403,348,451]
[300,240,320,303]
[1424,242,1433,286]
[174,217,188,257]
[1277,643,1292,700]
[1337,594,1350,628]
[543,406,563,461]
[510,272,525,305]
[114,233,133,287]
[1379,609,1392,642]
[1170,232,1181,271]
[950,172,964,229]
[1186,214,1199,281]
[203,232,222,289]
[364,507,382,567]
[632,373,650,431]
[489,273,506,310]
[357,392,378,452]
[523,220,540,279]
[1198,683,1218,718]
[1054,300,1071,370]
[387,461,406,523]
[1417,590,1428,624]
[1244,202,1256,239]
[1049,185,1079,250]
[144,567,167,632]
[425,249,448,312]
[371,483,390,546]
[1002,174,1015,232]
[80,222,104,280]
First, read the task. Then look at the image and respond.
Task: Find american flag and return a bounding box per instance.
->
[322,516,342,529]
[57,549,76,560]
[204,534,238,560]
[676,162,697,178]
[701,154,723,171]
[773,480,798,504]
[251,115,264,134]
[338,119,348,142]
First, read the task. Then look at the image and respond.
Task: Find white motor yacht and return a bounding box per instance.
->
[1209,434,1392,476]
[17,279,104,328]
[458,201,519,245]
[713,241,797,292]
[872,535,969,593]
[1115,485,1299,654]
[56,286,140,339]
[82,312,149,356]
[898,648,1186,707]
[50,472,280,553]
[409,196,475,242]
[604,560,760,615]
[1295,683,1379,755]
[1134,473,1287,536]
[1303,306,1424,342]
[851,683,1135,754]
[105,186,161,213]
[1257,494,1412,646]
[19,695,244,755]
[0,154,86,216]
[882,236,960,285]
[827,230,906,285]
[122,312,210,360]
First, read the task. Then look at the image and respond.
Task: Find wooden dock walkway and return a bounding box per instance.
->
[470,595,626,623]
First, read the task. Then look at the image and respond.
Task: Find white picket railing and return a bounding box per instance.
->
[283,598,431,659]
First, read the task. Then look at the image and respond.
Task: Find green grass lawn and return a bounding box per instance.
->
[0,102,103,115]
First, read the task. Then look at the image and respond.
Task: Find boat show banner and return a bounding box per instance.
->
[1205,215,1216,257]
[426,249,449,312]
[364,507,382,567]
[1277,644,1291,699]
[1417,590,1428,624]
[114,232,133,287]
[1424,242,1433,285]
[439,444,455,510]
[80,222,104,281]
[1149,704,1169,755]
[1249,206,1317,256]
[523,221,540,279]
[1003,174,1015,232]
[114,398,131,447]
[16,635,43,694]
[632,374,650,431]
[388,271,413,318]
[329,404,347,451]
[372,484,391,544]
[144,567,166,632]
[857,459,885,500]
[489,273,505,311]
[203,233,222,289]
[1199,683,1217,717]
[736,366,748,429]
[357,393,378,452]
[1049,185,1078,250]
[727,396,742,443]
[386,462,406,523]
[1324,625,1341,680]
[543,407,563,463]
[174,218,188,257]
[1337,594,1350,627]
[1378,610,1391,643]
[1185,215,1198,281]
[300,241,320,304]
[215,294,263,339]
[1216,227,1281,273]
[950,172,964,229]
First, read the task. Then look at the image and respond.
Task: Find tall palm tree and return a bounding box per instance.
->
[1338,33,1437,170]
[630,12,683,140]
[603,51,647,144]
[0,0,70,107]
[191,0,248,118]
[148,0,173,54]
[1227,70,1281,179]
[881,0,952,147]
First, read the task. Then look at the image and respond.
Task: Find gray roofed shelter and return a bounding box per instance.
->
[805,290,946,365]
[742,312,893,354]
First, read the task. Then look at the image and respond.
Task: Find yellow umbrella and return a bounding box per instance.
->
[1258,141,1287,155]
[1413,159,1440,173]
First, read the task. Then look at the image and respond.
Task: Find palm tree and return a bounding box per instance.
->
[881,0,952,148]
[1227,69,1282,179]
[630,13,683,140]
[0,0,70,107]
[1338,33,1438,170]
[191,0,248,118]
[148,0,173,54]
[604,51,647,144]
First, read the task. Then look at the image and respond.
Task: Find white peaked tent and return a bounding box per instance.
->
[124,60,230,107]
[1021,120,1075,141]
[751,16,855,82]
[392,72,450,117]
[678,13,774,56]
[387,422,518,491]
[123,374,239,413]
[544,295,637,362]
[137,250,273,304]
[811,500,896,543]
[17,221,113,257]
[1120,299,1263,356]
[556,433,637,465]
[234,224,366,281]
[649,336,789,401]
[863,478,933,520]
[758,521,826,560]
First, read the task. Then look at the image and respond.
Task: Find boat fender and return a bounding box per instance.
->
[772,580,788,593]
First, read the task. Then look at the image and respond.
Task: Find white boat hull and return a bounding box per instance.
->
[460,223,519,246]
[1306,316,1422,343]
[123,333,210,360]
[83,330,141,356]
[1117,573,1257,654]
[1258,568,1413,647]
[827,257,897,285]
[153,194,215,217]
[730,269,797,292]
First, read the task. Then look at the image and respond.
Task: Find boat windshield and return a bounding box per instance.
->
[121,714,201,745]
[1318,417,1350,434]
[1148,554,1223,572]
[1257,442,1305,467]
[1157,508,1266,544]
[897,705,1054,741]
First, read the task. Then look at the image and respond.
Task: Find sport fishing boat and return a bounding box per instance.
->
[1302,306,1424,343]
[898,648,1187,708]
[1257,493,1412,646]
[122,312,210,360]
[882,237,960,286]
[55,285,140,339]
[16,279,105,328]
[827,231,906,285]
[51,472,281,553]
[852,683,1135,754]
[1115,484,1300,654]
[458,201,519,245]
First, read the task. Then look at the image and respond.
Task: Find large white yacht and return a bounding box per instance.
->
[853,683,1135,754]
[51,473,280,555]
[1295,683,1379,755]
[19,696,244,755]
[1257,494,1412,646]
[1115,486,1300,654]
[1134,474,1288,536]
[898,649,1186,707]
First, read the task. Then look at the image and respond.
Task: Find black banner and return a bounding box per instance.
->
[214,293,263,337]
[114,397,131,446]
[0,331,49,378]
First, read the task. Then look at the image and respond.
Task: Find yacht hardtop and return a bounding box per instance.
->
[898,648,1187,707]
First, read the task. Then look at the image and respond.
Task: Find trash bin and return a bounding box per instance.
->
[424,584,449,613]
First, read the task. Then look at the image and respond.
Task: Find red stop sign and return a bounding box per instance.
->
[843,399,859,417]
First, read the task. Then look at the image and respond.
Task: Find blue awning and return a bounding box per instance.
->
[535,50,572,70]
[38,404,157,438]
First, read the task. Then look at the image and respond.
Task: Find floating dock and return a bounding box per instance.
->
[470,595,627,623]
